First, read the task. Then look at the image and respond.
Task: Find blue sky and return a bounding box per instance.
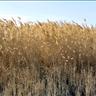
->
[0,1,96,25]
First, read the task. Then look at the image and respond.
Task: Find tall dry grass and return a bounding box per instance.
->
[0,18,96,96]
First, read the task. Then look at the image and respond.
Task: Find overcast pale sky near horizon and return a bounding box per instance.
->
[0,1,96,25]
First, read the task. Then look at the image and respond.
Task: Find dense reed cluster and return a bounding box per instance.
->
[0,19,96,96]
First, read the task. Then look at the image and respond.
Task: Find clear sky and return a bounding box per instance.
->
[0,1,96,25]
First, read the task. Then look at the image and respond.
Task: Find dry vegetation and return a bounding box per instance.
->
[0,18,96,96]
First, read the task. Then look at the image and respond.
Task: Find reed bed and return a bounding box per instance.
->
[0,19,96,96]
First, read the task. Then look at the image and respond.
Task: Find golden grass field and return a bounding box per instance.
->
[0,18,96,96]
